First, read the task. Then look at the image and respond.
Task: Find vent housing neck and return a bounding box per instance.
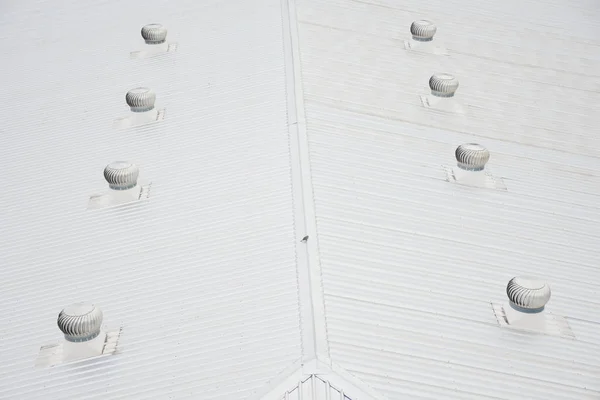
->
[57,303,107,360]
[502,276,552,331]
[445,144,497,188]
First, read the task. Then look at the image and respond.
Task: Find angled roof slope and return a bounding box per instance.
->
[0,1,304,399]
[295,0,600,398]
[2,0,600,398]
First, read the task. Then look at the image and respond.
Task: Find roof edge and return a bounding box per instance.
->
[255,357,384,400]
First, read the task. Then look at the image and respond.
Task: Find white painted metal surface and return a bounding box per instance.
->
[295,0,600,398]
[279,375,351,400]
[0,0,303,399]
[2,0,600,398]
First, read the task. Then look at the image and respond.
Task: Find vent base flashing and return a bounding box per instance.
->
[491,303,575,339]
[420,95,466,113]
[130,42,178,59]
[88,182,152,210]
[113,108,166,129]
[35,328,122,368]
[404,39,448,55]
[443,165,507,191]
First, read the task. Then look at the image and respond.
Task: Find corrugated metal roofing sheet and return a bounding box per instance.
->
[0,0,303,399]
[2,0,600,398]
[295,0,600,398]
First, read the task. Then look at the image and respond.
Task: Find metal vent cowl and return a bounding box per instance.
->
[125,87,156,113]
[141,24,167,44]
[410,20,437,42]
[104,162,139,190]
[429,73,459,97]
[57,304,103,342]
[455,143,490,171]
[507,276,551,313]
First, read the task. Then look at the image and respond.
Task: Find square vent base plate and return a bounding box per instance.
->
[35,328,122,368]
[491,303,575,339]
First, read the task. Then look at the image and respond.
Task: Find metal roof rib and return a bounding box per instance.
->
[281,0,331,364]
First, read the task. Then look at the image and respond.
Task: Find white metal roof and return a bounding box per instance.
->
[295,0,600,398]
[1,0,600,398]
[0,1,303,399]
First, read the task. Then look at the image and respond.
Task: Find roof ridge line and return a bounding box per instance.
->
[281,0,330,362]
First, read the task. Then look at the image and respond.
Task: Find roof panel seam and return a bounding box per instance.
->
[281,0,331,363]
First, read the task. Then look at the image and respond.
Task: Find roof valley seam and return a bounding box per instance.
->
[281,0,330,364]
